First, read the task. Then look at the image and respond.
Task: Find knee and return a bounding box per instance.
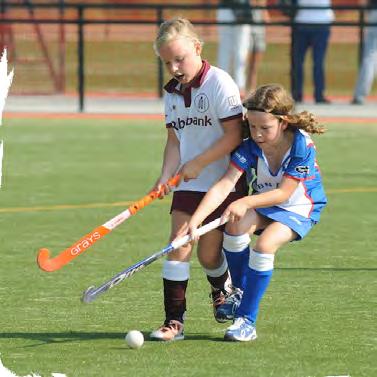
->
[199,252,226,271]
[225,220,251,236]
[168,243,192,262]
[197,250,221,269]
[225,222,240,236]
[254,238,277,254]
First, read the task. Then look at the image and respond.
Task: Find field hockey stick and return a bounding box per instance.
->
[81,216,228,303]
[37,175,180,272]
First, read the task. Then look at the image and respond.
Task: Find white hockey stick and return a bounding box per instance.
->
[82,216,228,303]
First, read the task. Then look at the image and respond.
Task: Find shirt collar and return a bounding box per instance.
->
[164,60,210,94]
[290,129,307,158]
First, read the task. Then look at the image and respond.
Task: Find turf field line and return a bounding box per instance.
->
[320,116,376,124]
[0,199,171,213]
[3,112,164,120]
[3,112,377,124]
[275,267,376,271]
[327,187,377,193]
[0,187,375,214]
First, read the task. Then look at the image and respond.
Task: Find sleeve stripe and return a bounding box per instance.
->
[230,160,244,172]
[219,113,243,122]
[284,173,315,181]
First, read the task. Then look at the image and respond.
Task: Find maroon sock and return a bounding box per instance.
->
[163,278,188,323]
[206,270,230,292]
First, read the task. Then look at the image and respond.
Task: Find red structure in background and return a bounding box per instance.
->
[0,2,13,58]
[0,0,65,93]
[0,0,362,96]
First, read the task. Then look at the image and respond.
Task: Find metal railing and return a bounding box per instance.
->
[0,1,375,111]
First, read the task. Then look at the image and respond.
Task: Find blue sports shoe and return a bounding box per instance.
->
[224,317,257,342]
[215,287,243,322]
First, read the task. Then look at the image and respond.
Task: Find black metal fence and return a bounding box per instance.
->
[0,2,375,111]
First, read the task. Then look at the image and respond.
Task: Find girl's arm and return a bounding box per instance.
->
[224,175,299,222]
[152,128,181,196]
[179,118,243,181]
[186,164,244,239]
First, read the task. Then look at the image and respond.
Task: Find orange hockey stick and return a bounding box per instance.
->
[37,175,180,272]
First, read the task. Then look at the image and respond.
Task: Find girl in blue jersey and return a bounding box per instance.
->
[182,83,327,341]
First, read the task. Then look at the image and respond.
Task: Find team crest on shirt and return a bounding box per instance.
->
[295,165,310,174]
[227,95,237,107]
[194,93,209,113]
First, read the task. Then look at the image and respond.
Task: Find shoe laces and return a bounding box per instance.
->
[233,317,245,327]
[161,319,183,333]
[224,287,243,304]
[232,317,254,329]
[210,289,227,307]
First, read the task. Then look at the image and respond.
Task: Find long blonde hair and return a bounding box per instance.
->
[243,84,326,134]
[153,17,203,56]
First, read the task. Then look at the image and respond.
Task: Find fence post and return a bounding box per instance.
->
[58,0,65,93]
[0,0,4,53]
[157,7,163,98]
[78,4,85,112]
[289,10,296,101]
[358,6,365,68]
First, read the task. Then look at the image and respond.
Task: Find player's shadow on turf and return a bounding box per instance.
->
[0,331,224,347]
[0,331,127,347]
[182,333,222,341]
[109,333,224,348]
[110,334,222,349]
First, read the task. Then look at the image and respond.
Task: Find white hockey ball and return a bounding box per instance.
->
[125,330,144,349]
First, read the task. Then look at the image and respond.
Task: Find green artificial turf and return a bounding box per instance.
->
[0,118,375,376]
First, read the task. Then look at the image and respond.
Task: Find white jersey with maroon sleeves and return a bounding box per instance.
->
[164,60,243,192]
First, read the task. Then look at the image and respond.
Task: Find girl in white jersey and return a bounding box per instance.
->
[149,18,248,341]
[181,84,327,341]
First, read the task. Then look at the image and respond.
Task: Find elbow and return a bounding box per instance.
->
[275,190,292,204]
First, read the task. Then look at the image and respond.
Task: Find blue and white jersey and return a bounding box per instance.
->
[231,129,327,222]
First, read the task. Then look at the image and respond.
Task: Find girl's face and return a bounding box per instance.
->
[158,38,202,86]
[247,111,287,148]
